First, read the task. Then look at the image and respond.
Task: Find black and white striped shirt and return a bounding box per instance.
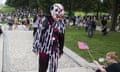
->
[33,16,65,55]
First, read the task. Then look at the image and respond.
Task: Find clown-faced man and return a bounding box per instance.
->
[33,3,65,72]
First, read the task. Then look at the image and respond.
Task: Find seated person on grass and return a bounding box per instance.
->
[94,51,120,72]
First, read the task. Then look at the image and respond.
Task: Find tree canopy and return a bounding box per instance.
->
[5,0,113,13]
[5,0,120,31]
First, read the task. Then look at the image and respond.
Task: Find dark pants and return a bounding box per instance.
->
[102,26,107,35]
[39,53,49,72]
[85,26,88,32]
[0,29,2,35]
[33,28,37,36]
[96,69,101,72]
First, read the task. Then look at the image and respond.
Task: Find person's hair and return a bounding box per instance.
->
[106,52,118,60]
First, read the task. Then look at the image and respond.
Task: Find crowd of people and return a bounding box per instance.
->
[0,9,120,35]
[0,9,38,31]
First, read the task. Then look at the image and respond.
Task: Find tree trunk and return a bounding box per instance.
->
[111,0,118,31]
[96,1,100,20]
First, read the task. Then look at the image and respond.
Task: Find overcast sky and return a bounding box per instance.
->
[0,0,6,5]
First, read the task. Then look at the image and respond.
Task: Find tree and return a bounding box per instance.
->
[111,0,120,31]
[6,0,29,8]
[29,0,38,9]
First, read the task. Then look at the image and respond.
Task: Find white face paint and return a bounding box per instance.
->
[50,3,64,20]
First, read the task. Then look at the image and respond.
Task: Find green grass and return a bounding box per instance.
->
[0,6,15,13]
[65,26,120,62]
[74,11,85,17]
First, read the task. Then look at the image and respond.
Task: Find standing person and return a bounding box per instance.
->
[14,15,19,29]
[32,15,39,36]
[85,17,91,32]
[101,17,107,35]
[76,16,81,30]
[7,15,13,30]
[91,17,96,31]
[0,25,2,36]
[24,16,30,30]
[32,3,65,72]
[94,51,120,72]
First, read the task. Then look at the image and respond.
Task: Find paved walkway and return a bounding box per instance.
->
[1,25,96,72]
[0,34,3,72]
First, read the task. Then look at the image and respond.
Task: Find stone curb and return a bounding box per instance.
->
[64,46,97,70]
[0,34,3,72]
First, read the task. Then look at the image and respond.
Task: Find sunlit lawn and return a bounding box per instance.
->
[65,26,120,62]
[0,6,15,13]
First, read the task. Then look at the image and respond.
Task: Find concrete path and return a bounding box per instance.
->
[0,34,3,72]
[1,25,96,72]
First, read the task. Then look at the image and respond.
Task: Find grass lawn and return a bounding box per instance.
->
[65,26,120,62]
[0,6,15,13]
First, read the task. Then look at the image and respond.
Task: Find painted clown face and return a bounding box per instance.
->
[50,3,64,20]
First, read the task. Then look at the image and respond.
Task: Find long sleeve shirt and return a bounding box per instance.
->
[33,16,65,55]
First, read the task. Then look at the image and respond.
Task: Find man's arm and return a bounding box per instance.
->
[59,23,65,55]
[94,60,106,72]
[32,16,49,54]
[59,33,64,55]
[33,28,41,54]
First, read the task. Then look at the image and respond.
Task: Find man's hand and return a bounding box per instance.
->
[93,60,99,65]
[93,60,106,72]
[34,51,38,55]
[32,49,38,55]
[59,51,63,59]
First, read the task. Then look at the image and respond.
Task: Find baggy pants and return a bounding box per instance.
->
[33,28,37,36]
[39,52,59,72]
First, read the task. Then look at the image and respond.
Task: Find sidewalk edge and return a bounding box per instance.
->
[64,46,97,70]
[0,34,3,72]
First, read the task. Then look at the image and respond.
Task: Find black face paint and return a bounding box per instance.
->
[50,6,53,10]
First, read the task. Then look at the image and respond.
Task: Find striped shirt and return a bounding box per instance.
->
[33,16,65,55]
